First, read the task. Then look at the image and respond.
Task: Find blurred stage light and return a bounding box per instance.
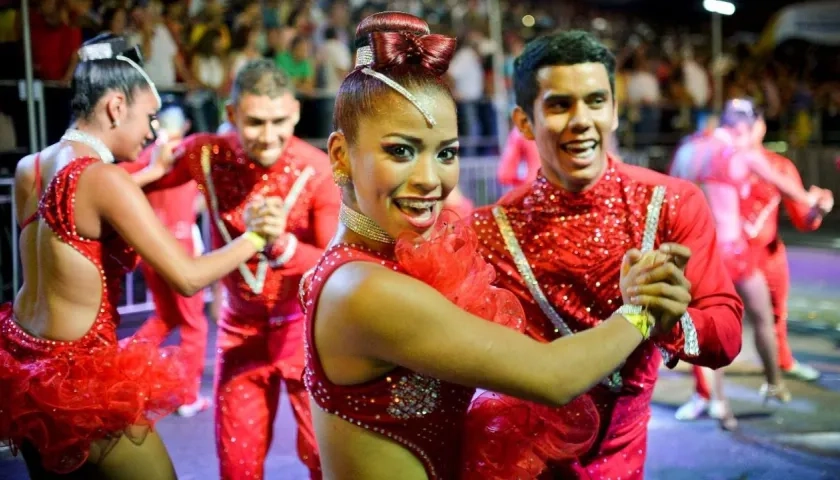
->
[703,0,736,16]
[522,15,535,27]
[592,17,608,30]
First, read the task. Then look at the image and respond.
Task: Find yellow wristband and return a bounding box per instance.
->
[242,231,267,251]
[616,305,655,340]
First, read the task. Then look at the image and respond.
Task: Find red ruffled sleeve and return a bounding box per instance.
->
[394,212,600,479]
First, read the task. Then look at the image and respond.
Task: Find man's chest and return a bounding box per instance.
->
[199,159,317,235]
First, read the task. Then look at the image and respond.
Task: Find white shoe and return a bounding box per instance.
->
[783,361,821,382]
[674,394,709,421]
[176,397,211,418]
[708,400,728,419]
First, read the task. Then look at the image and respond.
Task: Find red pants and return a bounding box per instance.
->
[214,314,320,480]
[135,262,208,404]
[694,239,794,398]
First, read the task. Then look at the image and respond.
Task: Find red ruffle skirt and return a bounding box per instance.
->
[0,304,189,473]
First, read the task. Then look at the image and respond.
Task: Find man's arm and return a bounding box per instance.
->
[654,184,744,369]
[743,149,814,206]
[773,153,824,232]
[266,172,341,275]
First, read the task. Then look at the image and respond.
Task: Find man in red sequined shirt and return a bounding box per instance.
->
[744,118,833,379]
[469,31,744,479]
[130,60,338,479]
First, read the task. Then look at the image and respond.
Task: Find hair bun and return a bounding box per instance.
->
[367,31,457,77]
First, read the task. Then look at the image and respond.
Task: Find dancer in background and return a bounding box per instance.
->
[132,104,212,418]
[496,126,540,188]
[301,12,689,480]
[1,34,274,479]
[130,59,336,479]
[470,31,745,478]
[674,113,833,427]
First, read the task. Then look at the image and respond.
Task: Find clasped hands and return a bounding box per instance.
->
[243,196,289,245]
[619,243,692,335]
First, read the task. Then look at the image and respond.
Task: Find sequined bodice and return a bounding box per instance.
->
[302,245,475,480]
[27,157,137,347]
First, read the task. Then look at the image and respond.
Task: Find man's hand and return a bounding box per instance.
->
[810,185,834,215]
[625,244,693,333]
[244,196,289,244]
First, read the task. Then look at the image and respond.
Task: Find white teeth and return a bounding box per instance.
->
[395,199,436,209]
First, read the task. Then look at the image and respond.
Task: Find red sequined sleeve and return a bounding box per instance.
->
[772,152,822,232]
[267,169,341,276]
[654,182,744,369]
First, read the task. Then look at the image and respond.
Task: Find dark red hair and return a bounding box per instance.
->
[333,12,458,143]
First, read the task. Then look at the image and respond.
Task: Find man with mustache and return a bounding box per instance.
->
[469,31,744,479]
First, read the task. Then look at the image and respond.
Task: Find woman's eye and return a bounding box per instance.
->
[385,145,413,159]
[438,148,459,161]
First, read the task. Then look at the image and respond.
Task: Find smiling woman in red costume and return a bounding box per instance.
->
[1,34,273,479]
[300,12,691,480]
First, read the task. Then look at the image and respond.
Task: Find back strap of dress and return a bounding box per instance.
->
[19,153,41,229]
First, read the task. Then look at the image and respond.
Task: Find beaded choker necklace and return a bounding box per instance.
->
[339,204,395,244]
[61,129,115,164]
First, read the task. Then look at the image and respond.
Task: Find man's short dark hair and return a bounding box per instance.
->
[513,30,616,119]
[229,59,294,105]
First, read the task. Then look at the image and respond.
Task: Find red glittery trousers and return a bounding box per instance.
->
[135,237,209,405]
[214,311,321,480]
[694,239,794,398]
[545,388,652,480]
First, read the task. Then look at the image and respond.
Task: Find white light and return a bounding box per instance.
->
[703,0,736,16]
[592,17,608,31]
[522,15,535,28]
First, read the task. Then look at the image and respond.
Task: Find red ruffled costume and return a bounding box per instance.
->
[302,212,599,479]
[0,157,189,474]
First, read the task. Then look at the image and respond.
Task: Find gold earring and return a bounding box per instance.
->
[332,169,351,187]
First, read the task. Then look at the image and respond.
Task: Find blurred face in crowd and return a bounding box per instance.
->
[108,8,127,35]
[227,90,300,167]
[292,39,310,61]
[512,62,618,193]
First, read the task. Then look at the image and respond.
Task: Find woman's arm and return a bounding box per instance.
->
[88,164,268,296]
[318,262,652,407]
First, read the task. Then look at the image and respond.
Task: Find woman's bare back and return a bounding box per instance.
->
[13,143,113,341]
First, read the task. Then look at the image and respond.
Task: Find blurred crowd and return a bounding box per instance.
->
[0,0,838,148]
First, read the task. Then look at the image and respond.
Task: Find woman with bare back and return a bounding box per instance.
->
[0,34,280,479]
[300,12,690,480]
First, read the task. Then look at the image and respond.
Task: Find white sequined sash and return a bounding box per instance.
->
[492,185,667,391]
[200,145,314,294]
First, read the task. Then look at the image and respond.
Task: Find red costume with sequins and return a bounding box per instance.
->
[301,215,598,480]
[470,155,744,479]
[133,132,340,479]
[0,157,188,474]
[131,145,209,406]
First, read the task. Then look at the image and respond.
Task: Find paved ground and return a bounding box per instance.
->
[3,242,840,479]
